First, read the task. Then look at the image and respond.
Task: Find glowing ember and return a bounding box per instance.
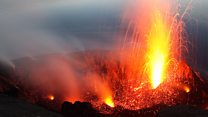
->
[48,95,55,101]
[104,97,114,108]
[184,86,190,93]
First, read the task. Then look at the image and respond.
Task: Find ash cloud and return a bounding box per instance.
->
[0,0,125,106]
[0,0,125,62]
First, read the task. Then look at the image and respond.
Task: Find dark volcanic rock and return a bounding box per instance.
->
[62,101,100,117]
[0,94,62,117]
[158,105,208,117]
[61,101,167,117]
[61,102,208,117]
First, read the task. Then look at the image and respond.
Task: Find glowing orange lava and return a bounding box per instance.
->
[48,95,55,101]
[58,0,194,112]
[184,86,190,93]
[104,97,115,108]
[147,11,170,89]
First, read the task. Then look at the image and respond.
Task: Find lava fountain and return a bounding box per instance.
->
[109,0,196,109]
[147,11,170,89]
[123,0,186,90]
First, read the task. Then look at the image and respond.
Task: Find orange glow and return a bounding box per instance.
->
[184,86,190,93]
[104,96,115,108]
[48,95,55,101]
[53,0,194,112]
[147,11,170,89]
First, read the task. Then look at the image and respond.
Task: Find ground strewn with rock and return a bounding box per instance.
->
[0,94,62,117]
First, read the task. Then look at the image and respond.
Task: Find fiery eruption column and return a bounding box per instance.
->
[147,11,170,89]
[126,0,179,89]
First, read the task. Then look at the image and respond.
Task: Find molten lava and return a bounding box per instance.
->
[104,97,114,108]
[147,11,170,89]
[62,0,196,112]
[184,86,190,93]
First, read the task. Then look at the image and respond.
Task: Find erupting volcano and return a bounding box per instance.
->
[60,0,208,114]
[95,0,195,110]
[72,0,208,115]
[0,0,208,117]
